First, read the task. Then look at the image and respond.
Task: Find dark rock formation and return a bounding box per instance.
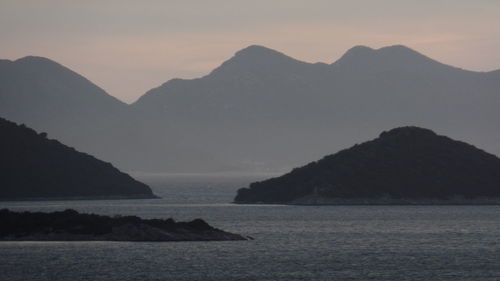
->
[0,209,246,241]
[234,127,500,204]
[0,117,157,200]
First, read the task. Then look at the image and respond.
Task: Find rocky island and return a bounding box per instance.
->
[0,209,246,241]
[0,117,157,200]
[235,127,500,204]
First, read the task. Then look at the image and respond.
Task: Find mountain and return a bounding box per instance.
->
[332,45,458,72]
[131,45,500,172]
[0,117,157,200]
[234,127,500,204]
[0,56,133,168]
[0,56,226,172]
[1,45,500,172]
[0,56,126,136]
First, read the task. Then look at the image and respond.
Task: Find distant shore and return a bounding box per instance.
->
[236,195,500,205]
[0,194,160,202]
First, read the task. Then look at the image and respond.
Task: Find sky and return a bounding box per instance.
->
[1,0,499,103]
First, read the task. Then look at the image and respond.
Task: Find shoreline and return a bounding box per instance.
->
[235,195,500,206]
[0,209,247,242]
[0,194,160,202]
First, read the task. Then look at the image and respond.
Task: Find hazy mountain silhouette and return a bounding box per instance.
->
[0,56,126,133]
[0,56,131,168]
[234,127,500,204]
[0,56,225,172]
[1,45,499,172]
[131,45,500,171]
[0,117,156,200]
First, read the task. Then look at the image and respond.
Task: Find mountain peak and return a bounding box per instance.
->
[379,126,438,139]
[343,45,376,56]
[377,45,431,59]
[15,56,60,66]
[340,45,420,59]
[332,45,376,66]
[233,45,288,59]
[12,56,69,73]
[378,44,415,51]
[333,44,449,72]
[209,45,306,77]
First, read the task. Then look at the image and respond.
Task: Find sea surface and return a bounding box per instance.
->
[1,173,500,281]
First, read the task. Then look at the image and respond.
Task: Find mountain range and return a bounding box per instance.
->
[1,45,499,172]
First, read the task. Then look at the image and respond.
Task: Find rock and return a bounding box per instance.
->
[0,209,246,242]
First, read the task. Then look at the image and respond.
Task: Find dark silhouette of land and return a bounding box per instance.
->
[1,45,500,172]
[0,209,246,241]
[0,117,157,200]
[235,127,500,204]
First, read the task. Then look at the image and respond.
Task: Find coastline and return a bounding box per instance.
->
[0,194,160,202]
[235,195,500,205]
[0,209,247,242]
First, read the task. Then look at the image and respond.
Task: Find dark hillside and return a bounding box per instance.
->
[235,127,500,203]
[0,117,156,200]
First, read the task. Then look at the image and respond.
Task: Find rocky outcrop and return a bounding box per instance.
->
[235,127,500,204]
[0,209,246,242]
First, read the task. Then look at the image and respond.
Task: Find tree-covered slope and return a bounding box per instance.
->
[0,117,157,200]
[235,127,500,203]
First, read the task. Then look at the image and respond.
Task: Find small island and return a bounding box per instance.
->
[0,117,157,200]
[0,209,246,242]
[235,127,500,205]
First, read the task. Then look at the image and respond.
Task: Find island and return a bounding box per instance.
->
[0,117,157,200]
[0,209,246,241]
[234,127,500,204]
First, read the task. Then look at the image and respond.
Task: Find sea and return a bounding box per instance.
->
[1,173,500,281]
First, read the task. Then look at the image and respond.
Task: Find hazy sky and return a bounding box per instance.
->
[1,0,499,103]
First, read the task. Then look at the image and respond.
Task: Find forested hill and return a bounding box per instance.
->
[235,127,500,204]
[0,117,157,200]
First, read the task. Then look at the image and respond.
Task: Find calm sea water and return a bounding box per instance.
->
[1,173,500,281]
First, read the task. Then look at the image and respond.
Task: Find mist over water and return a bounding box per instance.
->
[2,175,500,281]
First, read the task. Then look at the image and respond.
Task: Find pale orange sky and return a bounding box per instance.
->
[1,0,499,103]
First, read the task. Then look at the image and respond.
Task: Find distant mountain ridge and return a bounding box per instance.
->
[332,45,467,73]
[1,45,499,172]
[0,55,129,164]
